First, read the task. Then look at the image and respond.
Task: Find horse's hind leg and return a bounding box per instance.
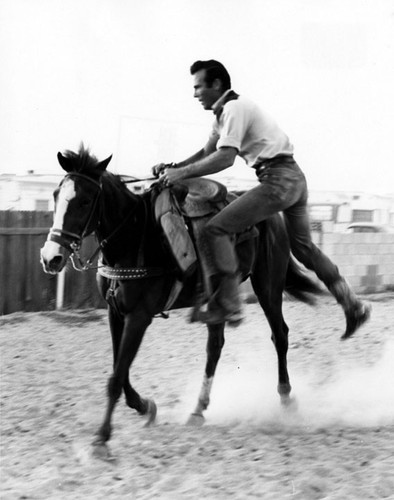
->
[188,323,225,425]
[251,276,293,406]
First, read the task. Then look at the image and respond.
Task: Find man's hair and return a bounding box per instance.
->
[190,60,231,90]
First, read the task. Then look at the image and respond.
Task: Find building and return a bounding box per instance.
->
[0,172,62,211]
[1,172,394,233]
[0,172,148,211]
[217,174,394,233]
[307,190,394,233]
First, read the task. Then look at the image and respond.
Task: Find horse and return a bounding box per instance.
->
[40,146,321,458]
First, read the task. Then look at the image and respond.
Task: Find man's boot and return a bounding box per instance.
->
[329,278,371,339]
[199,273,244,326]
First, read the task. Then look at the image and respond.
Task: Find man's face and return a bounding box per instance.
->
[193,70,222,110]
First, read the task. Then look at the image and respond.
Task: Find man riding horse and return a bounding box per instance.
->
[153,59,371,338]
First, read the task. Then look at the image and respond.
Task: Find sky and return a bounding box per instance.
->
[1,0,394,194]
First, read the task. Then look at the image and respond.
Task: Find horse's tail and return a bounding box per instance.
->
[285,256,324,305]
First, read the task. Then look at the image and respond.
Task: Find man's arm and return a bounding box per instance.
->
[176,134,219,168]
[152,134,219,177]
[164,146,237,184]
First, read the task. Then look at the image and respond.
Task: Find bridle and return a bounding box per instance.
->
[46,171,169,279]
[47,172,104,271]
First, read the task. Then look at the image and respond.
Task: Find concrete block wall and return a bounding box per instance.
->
[312,232,394,293]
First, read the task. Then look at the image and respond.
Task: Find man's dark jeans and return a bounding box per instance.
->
[204,157,341,287]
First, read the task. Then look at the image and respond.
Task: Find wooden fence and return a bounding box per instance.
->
[0,211,105,315]
[2,211,393,315]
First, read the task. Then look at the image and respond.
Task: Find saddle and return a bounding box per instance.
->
[154,178,258,292]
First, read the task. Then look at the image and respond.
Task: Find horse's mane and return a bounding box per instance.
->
[62,144,132,196]
[103,171,136,198]
[62,144,100,174]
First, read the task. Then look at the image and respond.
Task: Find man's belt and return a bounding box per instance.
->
[253,154,294,177]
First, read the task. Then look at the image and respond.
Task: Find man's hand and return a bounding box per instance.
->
[161,165,186,186]
[151,163,167,178]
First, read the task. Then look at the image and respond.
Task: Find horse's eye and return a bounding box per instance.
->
[80,198,91,207]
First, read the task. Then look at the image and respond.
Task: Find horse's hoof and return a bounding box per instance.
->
[342,302,371,340]
[91,441,117,463]
[143,398,157,427]
[186,412,205,426]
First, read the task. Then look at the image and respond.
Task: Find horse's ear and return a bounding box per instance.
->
[57,152,72,172]
[97,154,112,172]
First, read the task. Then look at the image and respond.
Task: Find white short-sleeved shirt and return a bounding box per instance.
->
[211,91,294,167]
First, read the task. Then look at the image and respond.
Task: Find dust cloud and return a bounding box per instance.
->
[174,341,394,430]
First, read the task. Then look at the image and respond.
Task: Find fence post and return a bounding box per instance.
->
[56,268,66,310]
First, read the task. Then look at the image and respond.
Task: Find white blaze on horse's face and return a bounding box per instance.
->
[40,177,77,273]
[53,177,77,234]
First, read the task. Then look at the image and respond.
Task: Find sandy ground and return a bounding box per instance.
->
[1,292,394,500]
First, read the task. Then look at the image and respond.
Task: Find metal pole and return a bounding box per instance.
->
[56,268,66,310]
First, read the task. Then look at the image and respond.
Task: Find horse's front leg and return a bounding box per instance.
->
[93,311,153,454]
[187,323,225,425]
[123,380,157,427]
[104,305,157,426]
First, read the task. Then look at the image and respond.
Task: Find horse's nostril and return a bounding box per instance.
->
[42,254,65,274]
[52,255,64,267]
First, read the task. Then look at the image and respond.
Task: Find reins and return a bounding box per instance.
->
[70,203,138,272]
[50,171,168,279]
[67,174,145,272]
[120,175,157,184]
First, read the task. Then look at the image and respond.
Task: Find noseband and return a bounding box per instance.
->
[47,172,102,260]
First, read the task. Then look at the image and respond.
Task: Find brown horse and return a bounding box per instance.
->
[40,146,320,458]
